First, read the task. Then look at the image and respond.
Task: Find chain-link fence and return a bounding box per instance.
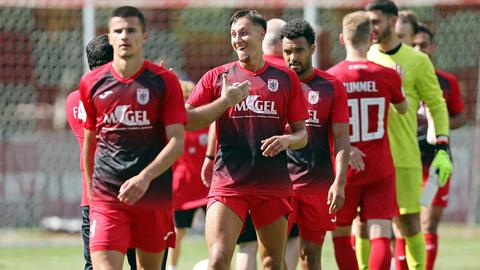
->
[1,1,479,227]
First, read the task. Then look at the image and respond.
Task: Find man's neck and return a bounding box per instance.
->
[238,53,265,72]
[345,44,368,62]
[378,33,401,52]
[298,66,314,81]
[112,55,144,78]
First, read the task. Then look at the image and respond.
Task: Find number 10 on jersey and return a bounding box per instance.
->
[348,97,386,143]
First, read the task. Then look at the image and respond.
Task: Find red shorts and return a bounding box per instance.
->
[89,203,175,253]
[422,167,450,208]
[207,195,292,229]
[290,192,334,245]
[336,179,399,226]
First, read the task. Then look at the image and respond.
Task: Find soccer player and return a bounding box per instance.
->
[412,23,466,270]
[167,80,210,270]
[66,34,137,270]
[328,11,408,270]
[262,18,287,66]
[366,1,452,269]
[281,19,350,269]
[79,6,187,270]
[186,10,308,269]
[395,9,419,46]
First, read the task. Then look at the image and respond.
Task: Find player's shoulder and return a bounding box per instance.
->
[399,44,429,62]
[66,89,80,101]
[144,60,178,83]
[368,61,399,77]
[314,67,341,84]
[326,61,343,75]
[435,69,457,82]
[201,61,236,80]
[81,62,110,83]
[266,61,299,81]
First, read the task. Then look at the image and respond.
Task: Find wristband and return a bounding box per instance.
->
[435,135,449,152]
[205,155,214,160]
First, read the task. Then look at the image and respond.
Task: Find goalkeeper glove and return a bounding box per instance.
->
[431,136,452,187]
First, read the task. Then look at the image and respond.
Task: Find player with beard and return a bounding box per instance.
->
[186,10,308,270]
[281,18,350,269]
[411,23,465,270]
[366,1,451,269]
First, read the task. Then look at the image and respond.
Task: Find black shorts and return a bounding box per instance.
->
[174,206,206,229]
[236,214,299,244]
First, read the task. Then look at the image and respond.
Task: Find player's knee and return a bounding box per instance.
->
[299,244,320,268]
[260,255,284,270]
[209,252,231,270]
[421,218,439,233]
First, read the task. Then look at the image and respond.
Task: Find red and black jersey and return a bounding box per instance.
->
[328,60,404,186]
[417,69,464,141]
[79,60,187,209]
[287,68,349,193]
[172,128,210,210]
[187,60,308,197]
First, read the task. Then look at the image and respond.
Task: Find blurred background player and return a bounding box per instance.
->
[80,6,186,270]
[167,80,209,270]
[281,19,350,269]
[328,11,407,270]
[366,1,452,269]
[262,18,287,66]
[65,34,137,270]
[412,23,466,270]
[395,9,419,46]
[186,9,308,269]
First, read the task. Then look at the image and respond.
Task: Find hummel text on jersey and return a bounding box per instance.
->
[343,81,378,94]
[103,105,151,126]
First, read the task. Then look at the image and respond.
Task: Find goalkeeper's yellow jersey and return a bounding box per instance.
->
[368,43,449,168]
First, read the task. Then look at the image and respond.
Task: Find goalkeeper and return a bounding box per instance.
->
[364,1,452,270]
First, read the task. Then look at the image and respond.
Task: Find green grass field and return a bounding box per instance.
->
[0,224,479,270]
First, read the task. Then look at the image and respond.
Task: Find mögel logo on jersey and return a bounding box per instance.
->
[103,105,151,126]
[234,95,277,115]
[137,88,149,105]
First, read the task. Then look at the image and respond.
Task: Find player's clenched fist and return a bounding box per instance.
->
[220,73,251,106]
[118,175,151,205]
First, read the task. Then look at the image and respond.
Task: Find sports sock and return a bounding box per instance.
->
[355,236,370,270]
[369,237,391,270]
[394,238,409,270]
[333,236,359,270]
[405,232,426,270]
[424,233,438,270]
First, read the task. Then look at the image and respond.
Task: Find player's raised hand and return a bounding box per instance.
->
[201,157,214,188]
[327,181,345,214]
[117,175,151,205]
[260,135,291,157]
[349,146,366,171]
[220,73,250,106]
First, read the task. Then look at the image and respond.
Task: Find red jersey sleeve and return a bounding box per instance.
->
[386,68,405,104]
[287,71,308,123]
[161,71,188,126]
[187,69,218,108]
[445,74,464,114]
[78,76,97,130]
[331,80,349,123]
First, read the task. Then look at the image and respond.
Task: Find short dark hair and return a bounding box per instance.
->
[111,6,146,32]
[417,22,434,41]
[86,34,113,70]
[280,19,316,45]
[365,0,398,16]
[399,10,419,35]
[230,10,267,32]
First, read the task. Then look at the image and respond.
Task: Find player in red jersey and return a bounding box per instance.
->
[79,6,187,270]
[66,34,138,270]
[186,10,308,269]
[412,23,466,270]
[281,19,350,269]
[167,80,209,270]
[263,18,287,66]
[328,11,408,270]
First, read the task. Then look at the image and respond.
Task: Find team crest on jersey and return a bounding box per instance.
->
[199,134,208,146]
[308,91,320,104]
[267,79,279,92]
[136,88,149,105]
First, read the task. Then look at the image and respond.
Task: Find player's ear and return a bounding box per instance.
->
[310,43,316,56]
[339,33,345,46]
[143,32,148,45]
